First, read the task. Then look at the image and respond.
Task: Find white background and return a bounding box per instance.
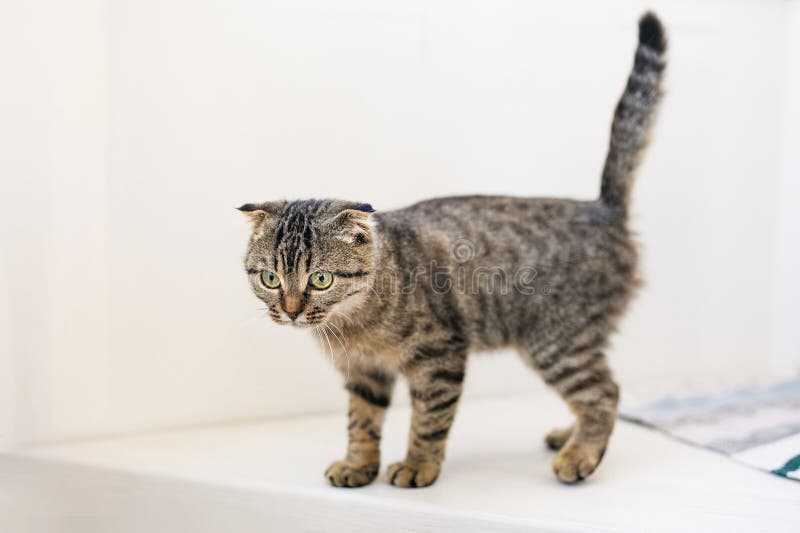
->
[1,0,799,447]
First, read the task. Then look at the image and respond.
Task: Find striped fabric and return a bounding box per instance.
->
[621,379,800,481]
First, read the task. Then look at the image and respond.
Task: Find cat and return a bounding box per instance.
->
[239,12,666,488]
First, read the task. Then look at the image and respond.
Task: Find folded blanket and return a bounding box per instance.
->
[620,379,800,481]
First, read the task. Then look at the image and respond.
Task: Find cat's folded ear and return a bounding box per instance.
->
[323,203,375,245]
[237,201,285,232]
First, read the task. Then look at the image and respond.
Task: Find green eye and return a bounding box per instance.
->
[309,271,333,290]
[260,271,281,289]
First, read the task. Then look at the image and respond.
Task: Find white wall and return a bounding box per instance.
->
[770,2,800,376]
[1,0,798,446]
[0,0,109,447]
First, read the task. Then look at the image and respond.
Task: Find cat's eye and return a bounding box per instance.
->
[260,271,281,289]
[309,271,333,290]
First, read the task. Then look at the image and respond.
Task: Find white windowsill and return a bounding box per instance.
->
[1,391,797,533]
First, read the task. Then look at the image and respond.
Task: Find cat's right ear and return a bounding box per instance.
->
[237,202,284,232]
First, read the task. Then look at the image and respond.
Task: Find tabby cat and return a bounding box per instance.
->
[239,13,666,488]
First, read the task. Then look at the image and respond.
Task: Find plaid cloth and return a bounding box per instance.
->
[620,379,800,481]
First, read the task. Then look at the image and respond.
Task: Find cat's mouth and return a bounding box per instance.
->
[273,316,321,329]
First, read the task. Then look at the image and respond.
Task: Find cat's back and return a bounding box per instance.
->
[383,194,614,224]
[375,194,626,262]
[371,194,636,351]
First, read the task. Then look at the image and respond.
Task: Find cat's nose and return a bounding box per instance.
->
[282,296,303,320]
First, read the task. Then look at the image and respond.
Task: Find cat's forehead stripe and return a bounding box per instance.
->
[275,204,318,275]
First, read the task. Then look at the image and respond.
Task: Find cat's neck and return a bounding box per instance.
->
[326,224,394,336]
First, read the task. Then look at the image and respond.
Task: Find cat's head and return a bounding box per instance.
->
[239,199,376,327]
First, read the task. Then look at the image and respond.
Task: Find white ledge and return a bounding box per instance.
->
[2,392,797,533]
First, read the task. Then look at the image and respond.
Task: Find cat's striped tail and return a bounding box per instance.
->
[599,12,666,213]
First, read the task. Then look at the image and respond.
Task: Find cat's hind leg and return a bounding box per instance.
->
[521,336,619,483]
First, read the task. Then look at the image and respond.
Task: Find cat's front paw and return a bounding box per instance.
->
[386,460,440,488]
[552,442,606,483]
[325,460,379,488]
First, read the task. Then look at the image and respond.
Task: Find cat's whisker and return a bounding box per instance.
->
[324,325,345,378]
[326,320,347,346]
[330,309,355,328]
[237,313,269,328]
[325,322,351,376]
[318,324,336,369]
[314,326,333,365]
[323,323,351,381]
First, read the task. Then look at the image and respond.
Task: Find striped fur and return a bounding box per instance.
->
[241,13,666,488]
[600,12,667,213]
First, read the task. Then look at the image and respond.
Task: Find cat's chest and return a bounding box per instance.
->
[312,328,406,373]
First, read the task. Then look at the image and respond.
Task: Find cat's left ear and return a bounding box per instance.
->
[324,203,375,245]
[237,201,285,232]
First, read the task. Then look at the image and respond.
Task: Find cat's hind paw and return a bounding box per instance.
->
[544,425,574,451]
[387,460,440,488]
[552,442,606,483]
[325,460,379,488]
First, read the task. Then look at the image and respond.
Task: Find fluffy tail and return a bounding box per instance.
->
[599,12,667,212]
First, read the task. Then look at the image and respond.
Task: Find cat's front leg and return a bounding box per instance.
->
[388,346,467,488]
[325,367,395,488]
